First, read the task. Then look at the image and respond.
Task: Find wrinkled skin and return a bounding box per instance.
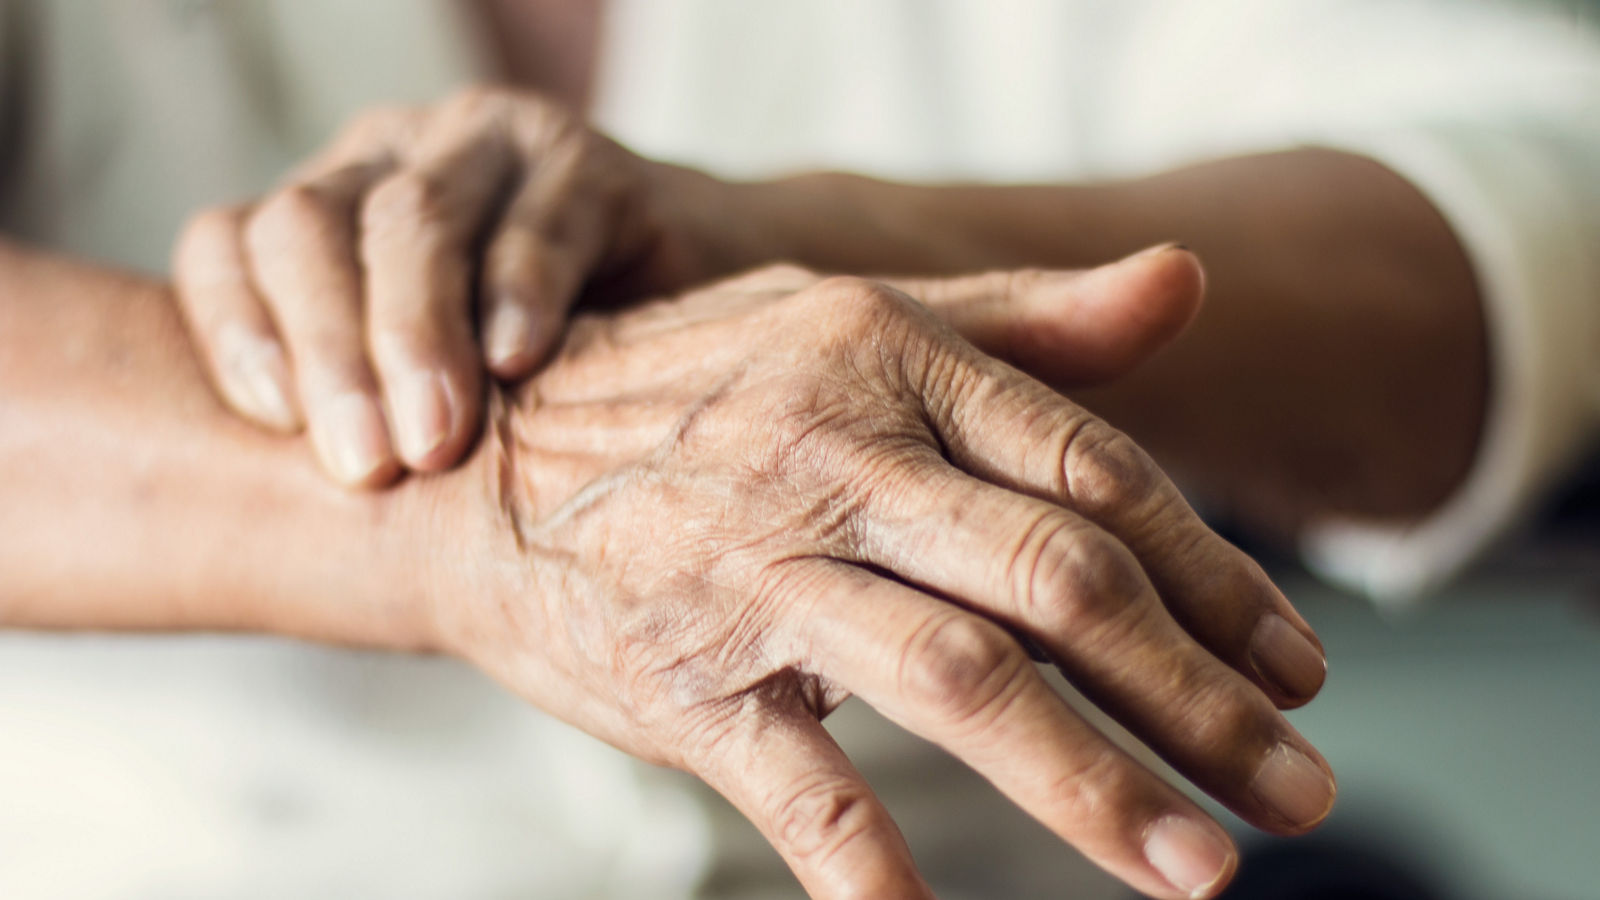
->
[436,264,1335,900]
[173,88,692,484]
[169,86,1214,500]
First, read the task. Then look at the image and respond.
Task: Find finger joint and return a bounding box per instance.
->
[898,614,1026,727]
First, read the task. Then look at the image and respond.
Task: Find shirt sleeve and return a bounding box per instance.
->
[1300,104,1600,608]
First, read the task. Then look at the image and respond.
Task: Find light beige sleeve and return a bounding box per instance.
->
[1303,110,1600,607]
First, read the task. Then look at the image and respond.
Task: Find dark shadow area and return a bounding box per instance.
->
[1216,836,1449,900]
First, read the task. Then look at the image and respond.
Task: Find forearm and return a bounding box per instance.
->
[0,240,459,649]
[694,149,1489,532]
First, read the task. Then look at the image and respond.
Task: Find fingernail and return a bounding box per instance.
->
[1127,241,1184,262]
[218,326,297,430]
[391,369,453,463]
[312,391,392,484]
[1248,613,1327,700]
[485,301,536,369]
[1144,816,1235,899]
[1251,743,1336,829]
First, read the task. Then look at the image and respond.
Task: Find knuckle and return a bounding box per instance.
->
[796,279,932,378]
[898,614,1024,723]
[1061,421,1161,518]
[772,776,876,864]
[1041,526,1150,636]
[1049,747,1144,826]
[812,277,915,329]
[1124,635,1275,770]
[362,172,456,241]
[178,206,240,248]
[247,185,339,252]
[174,207,244,281]
[1176,675,1267,755]
[444,86,524,134]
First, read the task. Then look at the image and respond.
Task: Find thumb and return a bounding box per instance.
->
[890,243,1205,387]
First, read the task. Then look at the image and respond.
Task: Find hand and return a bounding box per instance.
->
[169,85,1205,492]
[172,87,703,486]
[433,253,1333,900]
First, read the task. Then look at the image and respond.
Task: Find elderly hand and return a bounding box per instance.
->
[431,255,1333,900]
[171,87,709,485]
[170,87,1202,491]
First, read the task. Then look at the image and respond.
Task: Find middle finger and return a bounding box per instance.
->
[246,160,398,486]
[360,101,519,470]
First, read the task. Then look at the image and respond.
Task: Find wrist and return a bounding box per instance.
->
[698,172,926,275]
[402,387,548,665]
[639,160,779,284]
[210,455,458,654]
[652,168,1121,279]
[639,162,930,282]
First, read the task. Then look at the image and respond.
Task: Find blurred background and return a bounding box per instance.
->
[1,1,1597,898]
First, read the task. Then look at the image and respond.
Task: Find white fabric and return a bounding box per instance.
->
[0,0,487,269]
[2,2,1599,897]
[594,0,1600,605]
[1303,122,1600,603]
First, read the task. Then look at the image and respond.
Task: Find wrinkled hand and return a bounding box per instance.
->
[173,88,694,485]
[440,257,1334,900]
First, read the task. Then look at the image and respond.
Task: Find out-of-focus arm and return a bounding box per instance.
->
[656,3,1600,603]
[686,148,1492,562]
[1302,112,1600,603]
[601,0,1600,604]
[0,238,485,648]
